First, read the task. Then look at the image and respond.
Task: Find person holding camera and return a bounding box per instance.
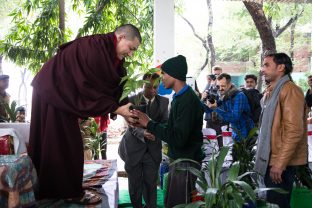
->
[204,73,254,144]
[201,74,225,148]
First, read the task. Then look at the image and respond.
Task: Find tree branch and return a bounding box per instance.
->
[206,0,215,68]
[199,52,209,73]
[274,7,304,38]
[75,0,110,39]
[243,1,276,53]
[179,14,206,44]
[120,4,151,40]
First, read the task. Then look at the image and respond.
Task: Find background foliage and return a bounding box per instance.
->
[0,0,154,74]
[0,0,311,92]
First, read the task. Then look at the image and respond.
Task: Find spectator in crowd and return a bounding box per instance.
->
[213,65,222,77]
[305,75,312,108]
[28,24,141,204]
[203,74,215,92]
[133,55,204,208]
[16,106,26,123]
[254,53,307,208]
[204,73,254,142]
[119,72,169,208]
[243,74,263,126]
[0,74,10,122]
[244,74,258,90]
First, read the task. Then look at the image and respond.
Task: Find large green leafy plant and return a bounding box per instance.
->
[172,146,285,208]
[172,147,257,208]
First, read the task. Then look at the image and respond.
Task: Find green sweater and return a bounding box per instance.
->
[147,86,204,162]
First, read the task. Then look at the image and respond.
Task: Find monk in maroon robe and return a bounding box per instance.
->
[28,24,141,203]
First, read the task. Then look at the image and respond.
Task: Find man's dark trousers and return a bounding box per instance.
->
[264,166,295,208]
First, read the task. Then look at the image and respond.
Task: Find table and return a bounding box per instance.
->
[0,128,27,154]
[0,123,30,144]
[83,159,118,208]
[37,159,118,208]
[0,154,37,208]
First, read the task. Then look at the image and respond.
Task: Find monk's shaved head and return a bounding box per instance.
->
[115,24,141,43]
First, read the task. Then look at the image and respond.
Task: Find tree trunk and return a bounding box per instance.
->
[59,0,65,42]
[244,1,277,92]
[290,20,296,60]
[206,0,215,69]
[18,68,27,107]
[243,1,276,54]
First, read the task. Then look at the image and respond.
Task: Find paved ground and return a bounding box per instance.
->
[107,137,124,171]
[105,117,128,189]
[106,117,126,172]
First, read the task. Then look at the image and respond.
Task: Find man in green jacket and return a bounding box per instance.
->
[133,55,204,208]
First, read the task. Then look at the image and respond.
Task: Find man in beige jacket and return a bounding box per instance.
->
[255,52,307,208]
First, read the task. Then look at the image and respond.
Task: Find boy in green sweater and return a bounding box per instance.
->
[133,55,204,208]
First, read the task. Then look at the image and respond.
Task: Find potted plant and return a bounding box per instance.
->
[4,100,18,122]
[80,118,106,160]
[231,127,258,188]
[171,145,286,208]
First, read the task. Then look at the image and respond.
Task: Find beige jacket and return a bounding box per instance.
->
[264,81,308,170]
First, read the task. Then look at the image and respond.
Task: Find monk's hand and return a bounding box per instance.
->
[144,130,155,141]
[114,103,137,124]
[132,109,150,128]
[270,165,283,184]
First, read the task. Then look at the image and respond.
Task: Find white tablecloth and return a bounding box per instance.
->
[0,128,27,154]
[0,123,30,144]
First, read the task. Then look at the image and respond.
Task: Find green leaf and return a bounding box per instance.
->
[215,146,229,181]
[247,127,258,139]
[176,166,206,186]
[230,191,245,208]
[254,187,288,194]
[228,161,240,181]
[172,201,205,208]
[185,201,205,208]
[170,158,200,166]
[120,75,130,84]
[204,188,218,208]
[196,180,208,193]
[232,180,256,201]
[237,171,255,180]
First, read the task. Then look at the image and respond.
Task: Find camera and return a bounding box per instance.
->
[203,92,216,104]
[208,74,216,81]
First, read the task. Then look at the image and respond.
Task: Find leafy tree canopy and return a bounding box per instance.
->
[0,0,154,74]
[215,2,312,70]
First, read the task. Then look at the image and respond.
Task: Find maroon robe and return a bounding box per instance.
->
[28,32,126,199]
